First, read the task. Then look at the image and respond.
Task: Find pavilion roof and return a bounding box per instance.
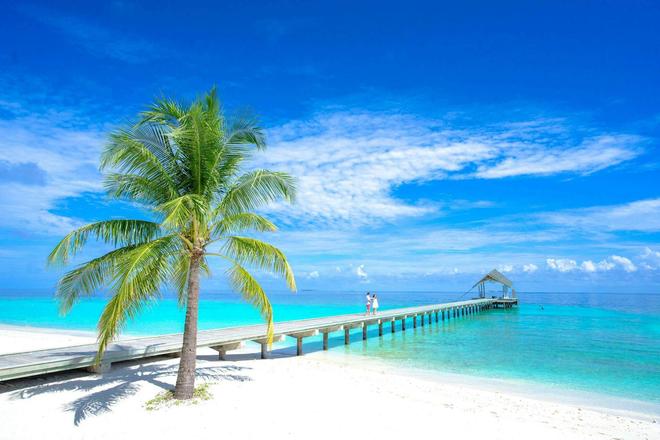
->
[471,269,513,290]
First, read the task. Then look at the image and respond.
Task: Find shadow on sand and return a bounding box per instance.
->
[0,336,349,426]
[2,356,253,426]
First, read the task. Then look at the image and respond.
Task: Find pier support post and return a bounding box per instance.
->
[428,313,432,325]
[344,328,350,345]
[435,311,439,323]
[286,330,318,357]
[318,326,341,351]
[402,317,406,331]
[413,315,417,328]
[421,314,425,327]
[391,320,395,333]
[252,335,286,359]
[363,324,368,341]
[378,321,383,336]
[211,341,245,361]
[442,310,445,321]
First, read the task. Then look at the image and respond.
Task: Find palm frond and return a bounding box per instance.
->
[95,236,181,361]
[56,247,133,314]
[104,173,174,205]
[226,262,274,345]
[139,97,187,126]
[48,220,161,266]
[157,195,209,231]
[225,116,266,150]
[171,254,190,307]
[220,170,296,216]
[222,236,296,291]
[212,213,277,236]
[101,128,179,201]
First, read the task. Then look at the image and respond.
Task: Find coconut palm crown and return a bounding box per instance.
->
[47,88,296,399]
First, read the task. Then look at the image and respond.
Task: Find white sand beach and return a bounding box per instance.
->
[0,325,97,355]
[0,326,657,440]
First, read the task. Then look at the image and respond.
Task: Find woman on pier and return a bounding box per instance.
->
[371,294,379,314]
[365,292,372,315]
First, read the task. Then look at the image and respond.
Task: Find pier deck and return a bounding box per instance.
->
[0,298,500,382]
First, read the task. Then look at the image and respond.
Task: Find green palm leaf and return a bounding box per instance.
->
[212,213,277,235]
[226,262,274,345]
[220,170,296,216]
[222,236,296,291]
[48,220,161,266]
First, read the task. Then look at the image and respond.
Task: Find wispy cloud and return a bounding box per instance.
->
[18,5,167,63]
[259,110,643,227]
[0,101,105,235]
[640,247,660,270]
[540,198,660,232]
[474,135,639,178]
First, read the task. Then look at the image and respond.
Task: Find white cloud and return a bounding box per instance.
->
[546,258,578,272]
[640,247,660,269]
[498,264,514,273]
[548,255,637,274]
[541,198,660,233]
[474,135,640,179]
[0,108,105,235]
[356,264,369,281]
[523,263,538,273]
[260,111,642,226]
[610,255,637,272]
[580,261,598,272]
[306,270,320,279]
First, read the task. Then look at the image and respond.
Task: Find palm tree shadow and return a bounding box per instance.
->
[7,359,253,426]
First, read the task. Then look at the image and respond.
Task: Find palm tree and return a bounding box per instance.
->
[47,88,296,400]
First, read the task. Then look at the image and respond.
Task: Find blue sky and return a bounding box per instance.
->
[0,0,659,293]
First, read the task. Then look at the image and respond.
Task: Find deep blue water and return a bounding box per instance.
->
[1,289,659,405]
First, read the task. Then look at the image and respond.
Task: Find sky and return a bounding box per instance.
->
[0,0,659,293]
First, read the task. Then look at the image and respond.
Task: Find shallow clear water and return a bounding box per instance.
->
[1,289,659,405]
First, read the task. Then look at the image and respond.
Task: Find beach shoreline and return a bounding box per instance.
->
[0,324,658,439]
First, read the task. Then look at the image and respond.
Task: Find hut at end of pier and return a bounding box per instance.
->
[471,269,518,307]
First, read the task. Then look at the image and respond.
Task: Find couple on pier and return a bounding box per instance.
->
[365,292,379,315]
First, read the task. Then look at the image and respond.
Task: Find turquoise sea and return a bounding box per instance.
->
[1,289,659,407]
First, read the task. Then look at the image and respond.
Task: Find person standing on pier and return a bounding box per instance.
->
[371,294,379,315]
[365,292,372,315]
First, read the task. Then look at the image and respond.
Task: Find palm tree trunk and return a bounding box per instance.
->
[174,253,201,399]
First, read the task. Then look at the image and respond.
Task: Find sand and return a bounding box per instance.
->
[0,325,97,355]
[0,325,658,440]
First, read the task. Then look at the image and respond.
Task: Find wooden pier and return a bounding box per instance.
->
[0,298,510,382]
